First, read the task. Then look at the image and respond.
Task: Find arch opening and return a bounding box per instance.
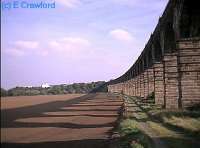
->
[163,23,176,53]
[179,0,200,38]
[154,38,163,61]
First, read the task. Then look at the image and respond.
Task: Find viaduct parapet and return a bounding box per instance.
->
[107,0,200,109]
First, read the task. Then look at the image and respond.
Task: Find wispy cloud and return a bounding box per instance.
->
[4,37,92,57]
[111,0,138,7]
[4,40,48,57]
[13,41,39,49]
[49,37,91,57]
[109,29,134,42]
[4,48,25,57]
[56,0,81,8]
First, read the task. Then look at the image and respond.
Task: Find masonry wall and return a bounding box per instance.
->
[144,70,149,98]
[178,38,200,107]
[163,53,179,109]
[153,62,165,106]
[148,68,154,96]
[108,38,200,109]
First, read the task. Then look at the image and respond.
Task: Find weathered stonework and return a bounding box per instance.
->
[144,70,149,98]
[178,38,200,107]
[148,68,154,95]
[163,54,179,109]
[140,73,144,98]
[153,62,165,106]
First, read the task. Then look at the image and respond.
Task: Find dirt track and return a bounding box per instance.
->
[1,93,123,148]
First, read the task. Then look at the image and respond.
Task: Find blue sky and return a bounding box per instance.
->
[1,0,168,89]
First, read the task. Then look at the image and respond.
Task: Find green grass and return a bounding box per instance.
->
[147,108,200,147]
[118,119,153,148]
[150,110,200,138]
[120,95,200,148]
[163,116,200,132]
[119,119,139,135]
[147,121,177,136]
[131,142,144,148]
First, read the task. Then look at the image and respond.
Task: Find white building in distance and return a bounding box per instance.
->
[41,83,51,88]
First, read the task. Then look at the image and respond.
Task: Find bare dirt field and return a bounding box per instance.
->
[1,93,123,148]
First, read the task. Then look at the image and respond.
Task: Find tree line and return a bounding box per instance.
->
[1,81,107,97]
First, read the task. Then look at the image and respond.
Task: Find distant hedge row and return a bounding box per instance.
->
[1,81,107,97]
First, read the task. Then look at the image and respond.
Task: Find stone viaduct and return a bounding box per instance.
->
[107,0,200,109]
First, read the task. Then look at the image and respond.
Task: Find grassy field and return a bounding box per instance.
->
[115,94,200,148]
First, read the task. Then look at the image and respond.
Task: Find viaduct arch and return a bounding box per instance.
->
[107,0,200,109]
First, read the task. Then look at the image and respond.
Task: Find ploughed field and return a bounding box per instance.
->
[1,93,123,148]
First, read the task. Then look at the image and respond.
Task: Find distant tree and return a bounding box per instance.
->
[4,81,107,96]
[47,86,63,95]
[27,90,41,96]
[90,82,108,93]
[1,88,8,97]
[8,87,26,96]
[40,89,48,95]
